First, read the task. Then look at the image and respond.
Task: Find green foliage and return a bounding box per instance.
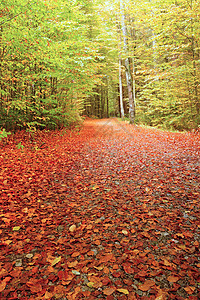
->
[0,0,103,131]
[1,0,199,130]
[0,129,11,141]
[16,142,24,150]
[120,0,200,130]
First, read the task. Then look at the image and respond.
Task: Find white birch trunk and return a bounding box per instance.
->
[120,0,135,124]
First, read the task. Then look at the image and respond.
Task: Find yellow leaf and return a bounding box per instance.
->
[155,295,165,300]
[69,224,76,232]
[13,226,21,231]
[87,282,94,288]
[4,240,12,245]
[51,256,61,266]
[122,230,128,235]
[94,265,104,270]
[117,288,129,295]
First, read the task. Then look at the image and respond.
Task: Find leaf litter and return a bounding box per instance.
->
[0,118,199,299]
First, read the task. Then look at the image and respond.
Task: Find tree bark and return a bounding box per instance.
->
[119,55,124,119]
[120,0,135,124]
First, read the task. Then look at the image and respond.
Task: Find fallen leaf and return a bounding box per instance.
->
[122,230,128,235]
[68,261,78,268]
[12,226,21,231]
[167,275,179,283]
[139,280,155,291]
[69,224,76,232]
[27,278,42,293]
[94,265,104,271]
[0,278,8,292]
[51,256,61,266]
[71,251,80,257]
[184,286,196,294]
[103,287,116,295]
[72,270,80,275]
[44,291,54,299]
[87,282,94,288]
[117,288,129,294]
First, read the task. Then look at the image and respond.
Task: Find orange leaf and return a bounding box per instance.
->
[138,270,147,277]
[27,278,42,293]
[71,251,80,257]
[103,287,116,295]
[0,279,7,292]
[139,280,155,291]
[103,266,110,274]
[82,290,91,297]
[155,294,166,300]
[184,286,196,295]
[167,276,179,283]
[30,283,42,293]
[163,259,171,266]
[87,224,93,229]
[68,260,78,268]
[44,291,53,299]
[94,239,101,245]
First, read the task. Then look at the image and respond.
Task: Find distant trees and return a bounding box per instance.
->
[120,0,200,130]
[93,0,199,130]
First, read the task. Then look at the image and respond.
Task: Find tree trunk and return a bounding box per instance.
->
[120,0,135,124]
[119,55,124,119]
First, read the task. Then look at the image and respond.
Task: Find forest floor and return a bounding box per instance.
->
[0,118,200,300]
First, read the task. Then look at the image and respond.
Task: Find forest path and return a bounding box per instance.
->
[0,119,200,299]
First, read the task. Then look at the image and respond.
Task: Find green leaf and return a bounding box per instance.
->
[13,226,21,231]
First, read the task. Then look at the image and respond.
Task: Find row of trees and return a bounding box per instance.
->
[94,0,200,130]
[0,0,103,131]
[0,0,199,131]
